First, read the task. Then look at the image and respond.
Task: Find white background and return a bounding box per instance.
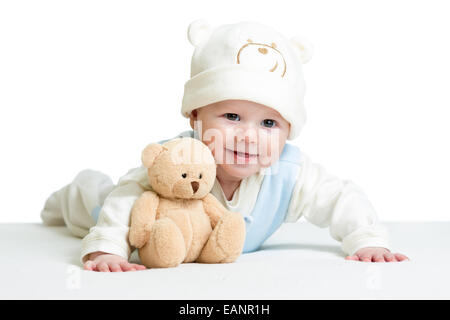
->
[1,0,449,223]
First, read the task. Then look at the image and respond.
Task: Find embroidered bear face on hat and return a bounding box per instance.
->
[181,19,313,140]
[237,39,287,78]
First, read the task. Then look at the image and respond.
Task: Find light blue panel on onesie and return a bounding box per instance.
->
[242,143,301,253]
[90,130,302,254]
[91,205,102,223]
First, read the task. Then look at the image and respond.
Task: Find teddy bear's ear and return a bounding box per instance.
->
[187,19,213,47]
[289,35,313,64]
[141,143,167,168]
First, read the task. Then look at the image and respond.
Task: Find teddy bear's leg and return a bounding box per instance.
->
[197,211,245,263]
[184,210,212,262]
[138,218,186,268]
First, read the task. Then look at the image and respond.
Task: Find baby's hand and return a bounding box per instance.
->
[83,251,147,272]
[345,247,409,262]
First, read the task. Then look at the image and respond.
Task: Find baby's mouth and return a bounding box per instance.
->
[224,148,259,162]
[226,148,258,156]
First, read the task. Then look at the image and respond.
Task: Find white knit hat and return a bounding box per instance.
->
[181,19,313,140]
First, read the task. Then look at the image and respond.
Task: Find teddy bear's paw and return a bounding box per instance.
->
[215,211,246,261]
[129,225,151,249]
[197,211,245,263]
[139,218,186,268]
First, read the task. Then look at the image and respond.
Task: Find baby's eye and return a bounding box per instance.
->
[225,113,240,121]
[182,173,187,178]
[261,119,276,128]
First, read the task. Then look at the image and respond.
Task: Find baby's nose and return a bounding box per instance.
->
[191,181,199,193]
[258,47,268,54]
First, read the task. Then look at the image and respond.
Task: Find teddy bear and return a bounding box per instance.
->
[128,137,246,268]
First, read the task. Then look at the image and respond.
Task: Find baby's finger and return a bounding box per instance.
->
[373,254,385,262]
[384,253,395,262]
[109,263,123,272]
[119,262,134,272]
[97,262,110,272]
[345,255,359,261]
[358,254,372,262]
[131,263,147,271]
[394,253,409,261]
[84,260,96,271]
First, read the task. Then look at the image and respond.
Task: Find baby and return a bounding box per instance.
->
[40,19,408,272]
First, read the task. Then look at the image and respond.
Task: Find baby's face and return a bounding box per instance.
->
[189,99,290,179]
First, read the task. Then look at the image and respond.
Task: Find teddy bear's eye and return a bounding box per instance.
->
[199,173,202,179]
[182,173,187,178]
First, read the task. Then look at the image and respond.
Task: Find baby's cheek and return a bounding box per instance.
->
[200,124,229,147]
[207,145,228,165]
[259,144,283,168]
[258,154,275,168]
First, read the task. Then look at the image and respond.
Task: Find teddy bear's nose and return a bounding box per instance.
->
[191,181,199,193]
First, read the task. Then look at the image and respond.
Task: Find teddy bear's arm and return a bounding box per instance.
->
[129,190,159,249]
[202,193,231,229]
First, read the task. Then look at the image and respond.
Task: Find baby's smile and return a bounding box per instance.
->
[224,147,259,165]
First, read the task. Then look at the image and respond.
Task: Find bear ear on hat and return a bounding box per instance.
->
[141,143,167,168]
[290,35,313,64]
[187,19,213,47]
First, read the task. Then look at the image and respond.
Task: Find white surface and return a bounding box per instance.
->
[2,1,450,223]
[1,221,449,299]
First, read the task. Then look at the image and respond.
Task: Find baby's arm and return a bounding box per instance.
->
[81,166,150,272]
[285,151,409,262]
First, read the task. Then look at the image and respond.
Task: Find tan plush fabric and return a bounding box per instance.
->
[128,137,245,268]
